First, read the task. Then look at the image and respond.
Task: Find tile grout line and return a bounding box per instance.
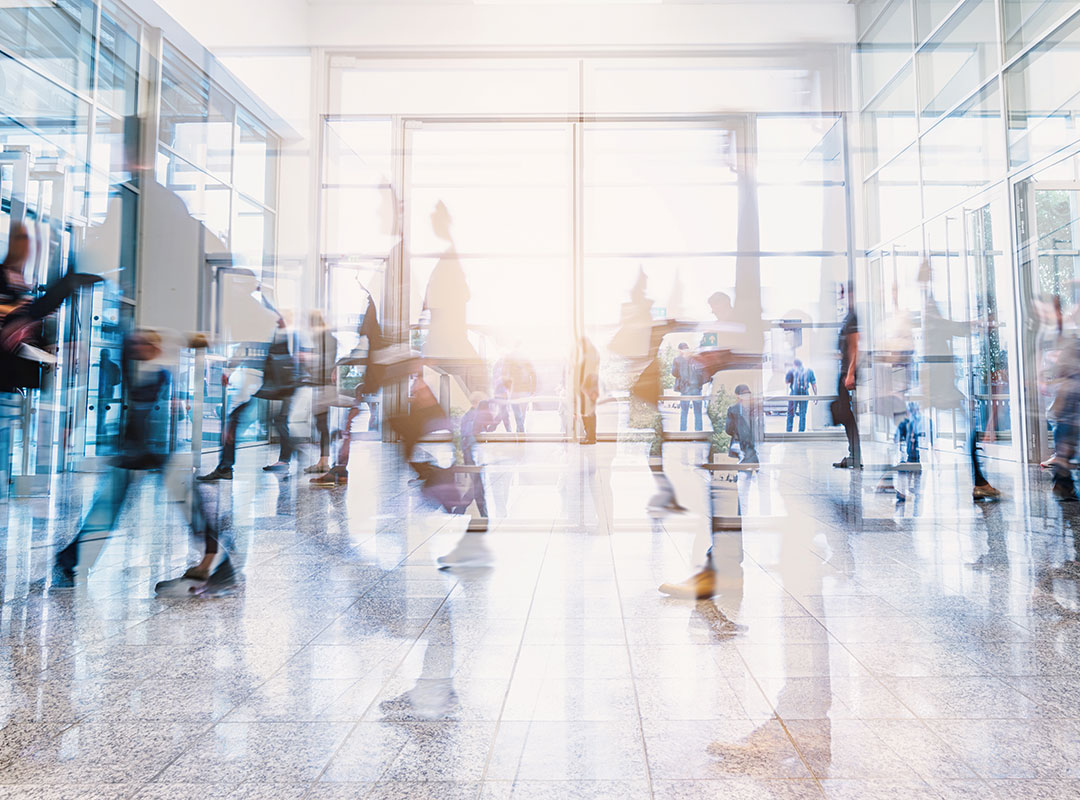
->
[610,509,657,800]
[474,517,555,795]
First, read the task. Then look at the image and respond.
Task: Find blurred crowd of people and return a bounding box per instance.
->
[10,176,1080,609]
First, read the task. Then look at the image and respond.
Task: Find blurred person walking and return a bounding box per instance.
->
[577,335,600,444]
[303,309,340,475]
[831,284,861,469]
[917,270,1001,501]
[258,313,301,473]
[310,292,385,487]
[436,391,497,568]
[54,331,235,594]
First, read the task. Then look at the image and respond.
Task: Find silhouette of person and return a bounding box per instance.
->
[423,201,478,362]
[96,348,121,440]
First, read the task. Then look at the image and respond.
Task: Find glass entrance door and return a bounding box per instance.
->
[403,121,574,436]
[1015,149,1080,461]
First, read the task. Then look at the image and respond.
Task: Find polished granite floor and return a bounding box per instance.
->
[2,438,1080,799]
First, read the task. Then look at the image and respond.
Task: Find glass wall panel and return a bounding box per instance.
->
[757,116,846,184]
[406,123,573,435]
[922,190,1015,454]
[233,195,272,270]
[325,119,393,186]
[156,147,231,243]
[159,44,235,181]
[919,81,1004,217]
[858,0,915,106]
[861,62,918,172]
[97,0,140,117]
[0,0,94,95]
[87,110,132,220]
[324,186,396,255]
[759,256,848,434]
[756,116,847,252]
[865,143,921,244]
[587,61,815,115]
[859,0,895,38]
[0,51,89,166]
[322,119,395,259]
[915,0,963,43]
[758,185,848,252]
[333,59,576,116]
[1003,0,1079,58]
[235,110,274,205]
[1015,149,1080,456]
[1005,11,1080,168]
[585,126,738,255]
[916,0,999,119]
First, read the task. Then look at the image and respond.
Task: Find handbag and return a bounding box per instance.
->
[254,338,300,400]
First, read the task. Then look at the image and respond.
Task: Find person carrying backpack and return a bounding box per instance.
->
[784,358,817,432]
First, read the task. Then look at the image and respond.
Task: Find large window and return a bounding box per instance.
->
[323,111,851,439]
[156,42,280,276]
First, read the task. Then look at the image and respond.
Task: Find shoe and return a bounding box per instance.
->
[49,563,76,589]
[263,462,289,472]
[196,467,232,482]
[437,534,493,569]
[303,463,330,474]
[658,567,716,600]
[973,484,1002,501]
[379,681,459,721]
[1054,483,1079,502]
[68,270,104,287]
[833,457,858,469]
[1061,560,1080,578]
[310,469,347,486]
[155,567,209,597]
[647,500,688,517]
[202,559,238,596]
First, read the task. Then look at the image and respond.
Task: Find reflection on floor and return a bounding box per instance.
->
[1,440,1080,799]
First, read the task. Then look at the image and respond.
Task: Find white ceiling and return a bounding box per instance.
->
[158,0,856,50]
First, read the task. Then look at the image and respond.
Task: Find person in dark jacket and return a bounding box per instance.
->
[725,383,761,464]
[673,342,705,431]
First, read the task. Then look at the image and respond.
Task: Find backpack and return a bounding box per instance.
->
[793,367,809,396]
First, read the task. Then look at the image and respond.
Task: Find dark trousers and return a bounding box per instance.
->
[57,467,221,571]
[1053,397,1078,489]
[837,378,860,465]
[970,423,989,487]
[315,411,331,458]
[217,399,253,470]
[272,394,296,463]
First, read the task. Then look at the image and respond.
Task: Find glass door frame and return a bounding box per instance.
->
[1013,163,1080,464]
